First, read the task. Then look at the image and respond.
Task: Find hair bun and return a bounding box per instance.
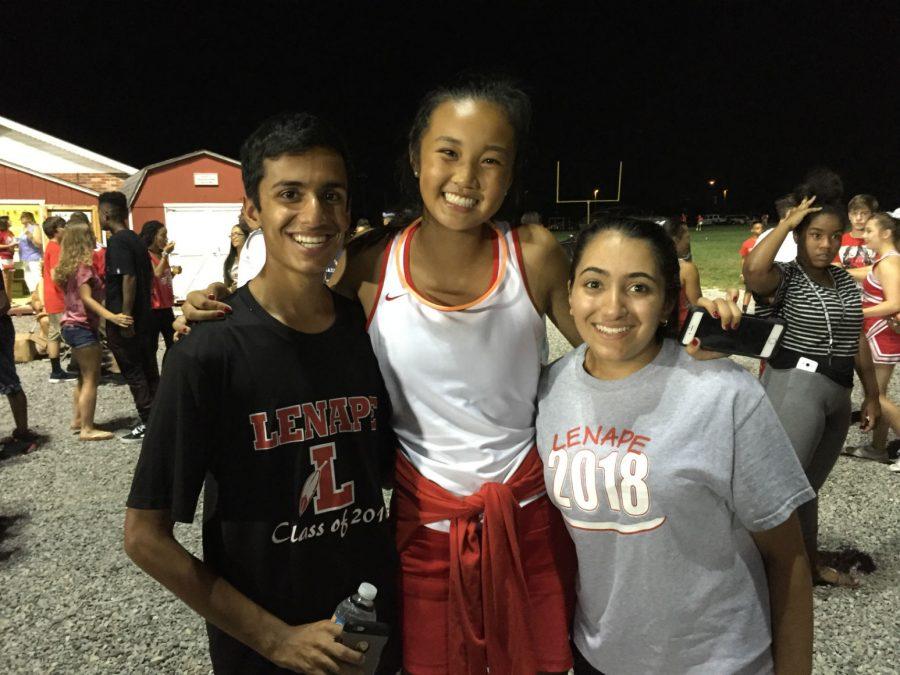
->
[794,167,844,207]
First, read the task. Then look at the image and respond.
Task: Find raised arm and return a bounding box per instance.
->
[744,197,820,297]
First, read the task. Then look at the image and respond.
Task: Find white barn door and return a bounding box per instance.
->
[163,203,243,300]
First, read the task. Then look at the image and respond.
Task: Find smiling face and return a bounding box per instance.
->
[243,148,350,279]
[414,98,515,232]
[230,226,247,249]
[797,213,843,269]
[569,231,672,380]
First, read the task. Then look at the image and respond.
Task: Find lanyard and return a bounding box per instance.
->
[798,265,845,359]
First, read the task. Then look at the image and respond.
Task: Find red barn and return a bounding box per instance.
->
[121,150,243,298]
[0,114,137,245]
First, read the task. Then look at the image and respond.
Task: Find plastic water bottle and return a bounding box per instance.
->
[333,582,378,625]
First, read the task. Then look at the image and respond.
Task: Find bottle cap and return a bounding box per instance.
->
[357,582,377,602]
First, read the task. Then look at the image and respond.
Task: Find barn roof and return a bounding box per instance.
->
[120,150,240,206]
[0,157,100,196]
[0,114,137,175]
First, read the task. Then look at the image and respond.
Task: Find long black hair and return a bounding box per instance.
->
[347,75,532,259]
[139,220,165,251]
[223,220,251,287]
[569,219,682,341]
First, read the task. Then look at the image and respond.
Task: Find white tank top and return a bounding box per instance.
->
[367,220,545,497]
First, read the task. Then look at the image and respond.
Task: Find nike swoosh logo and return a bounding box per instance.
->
[385,293,407,302]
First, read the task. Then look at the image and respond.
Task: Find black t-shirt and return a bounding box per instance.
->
[127,285,399,674]
[105,229,153,325]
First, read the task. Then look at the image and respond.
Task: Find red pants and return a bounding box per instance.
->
[398,495,576,674]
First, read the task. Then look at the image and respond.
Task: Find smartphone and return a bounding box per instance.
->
[340,620,390,675]
[680,308,785,358]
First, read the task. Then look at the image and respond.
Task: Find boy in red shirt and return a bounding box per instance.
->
[839,194,878,278]
[739,221,764,311]
[41,216,78,383]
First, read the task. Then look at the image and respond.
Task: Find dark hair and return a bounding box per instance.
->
[848,194,879,213]
[661,217,687,241]
[401,74,532,219]
[0,216,9,230]
[42,215,66,239]
[223,219,252,287]
[21,211,35,222]
[774,193,798,220]
[791,167,849,237]
[67,211,90,225]
[139,220,166,250]
[569,219,681,341]
[868,212,900,247]
[99,191,129,222]
[240,112,353,210]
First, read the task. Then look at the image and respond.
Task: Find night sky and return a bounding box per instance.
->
[5,1,899,221]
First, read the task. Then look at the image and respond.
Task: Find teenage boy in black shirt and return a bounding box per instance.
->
[124,113,398,674]
[100,191,159,442]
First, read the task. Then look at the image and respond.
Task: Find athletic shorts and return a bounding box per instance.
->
[399,494,576,674]
[0,316,22,395]
[22,260,42,293]
[61,324,99,349]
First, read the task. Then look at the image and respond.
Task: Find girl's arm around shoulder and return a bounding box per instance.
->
[515,223,582,346]
[329,232,392,316]
[680,260,703,305]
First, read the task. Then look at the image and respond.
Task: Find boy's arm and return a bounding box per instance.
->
[124,509,363,673]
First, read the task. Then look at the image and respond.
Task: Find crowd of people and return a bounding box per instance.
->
[0,199,182,446]
[1,74,898,673]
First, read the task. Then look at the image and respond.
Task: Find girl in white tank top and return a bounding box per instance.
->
[367,218,545,496]
[336,80,582,673]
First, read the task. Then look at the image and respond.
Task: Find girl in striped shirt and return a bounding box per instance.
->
[744,171,880,587]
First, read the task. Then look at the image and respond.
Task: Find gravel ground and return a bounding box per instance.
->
[1,312,897,674]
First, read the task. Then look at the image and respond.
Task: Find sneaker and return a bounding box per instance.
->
[49,371,78,383]
[885,439,900,461]
[119,424,146,443]
[889,459,900,473]
[842,444,889,462]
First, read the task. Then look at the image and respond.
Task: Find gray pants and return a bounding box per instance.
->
[760,366,851,557]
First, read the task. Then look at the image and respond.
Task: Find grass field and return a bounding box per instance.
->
[555,224,752,292]
[688,224,752,290]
